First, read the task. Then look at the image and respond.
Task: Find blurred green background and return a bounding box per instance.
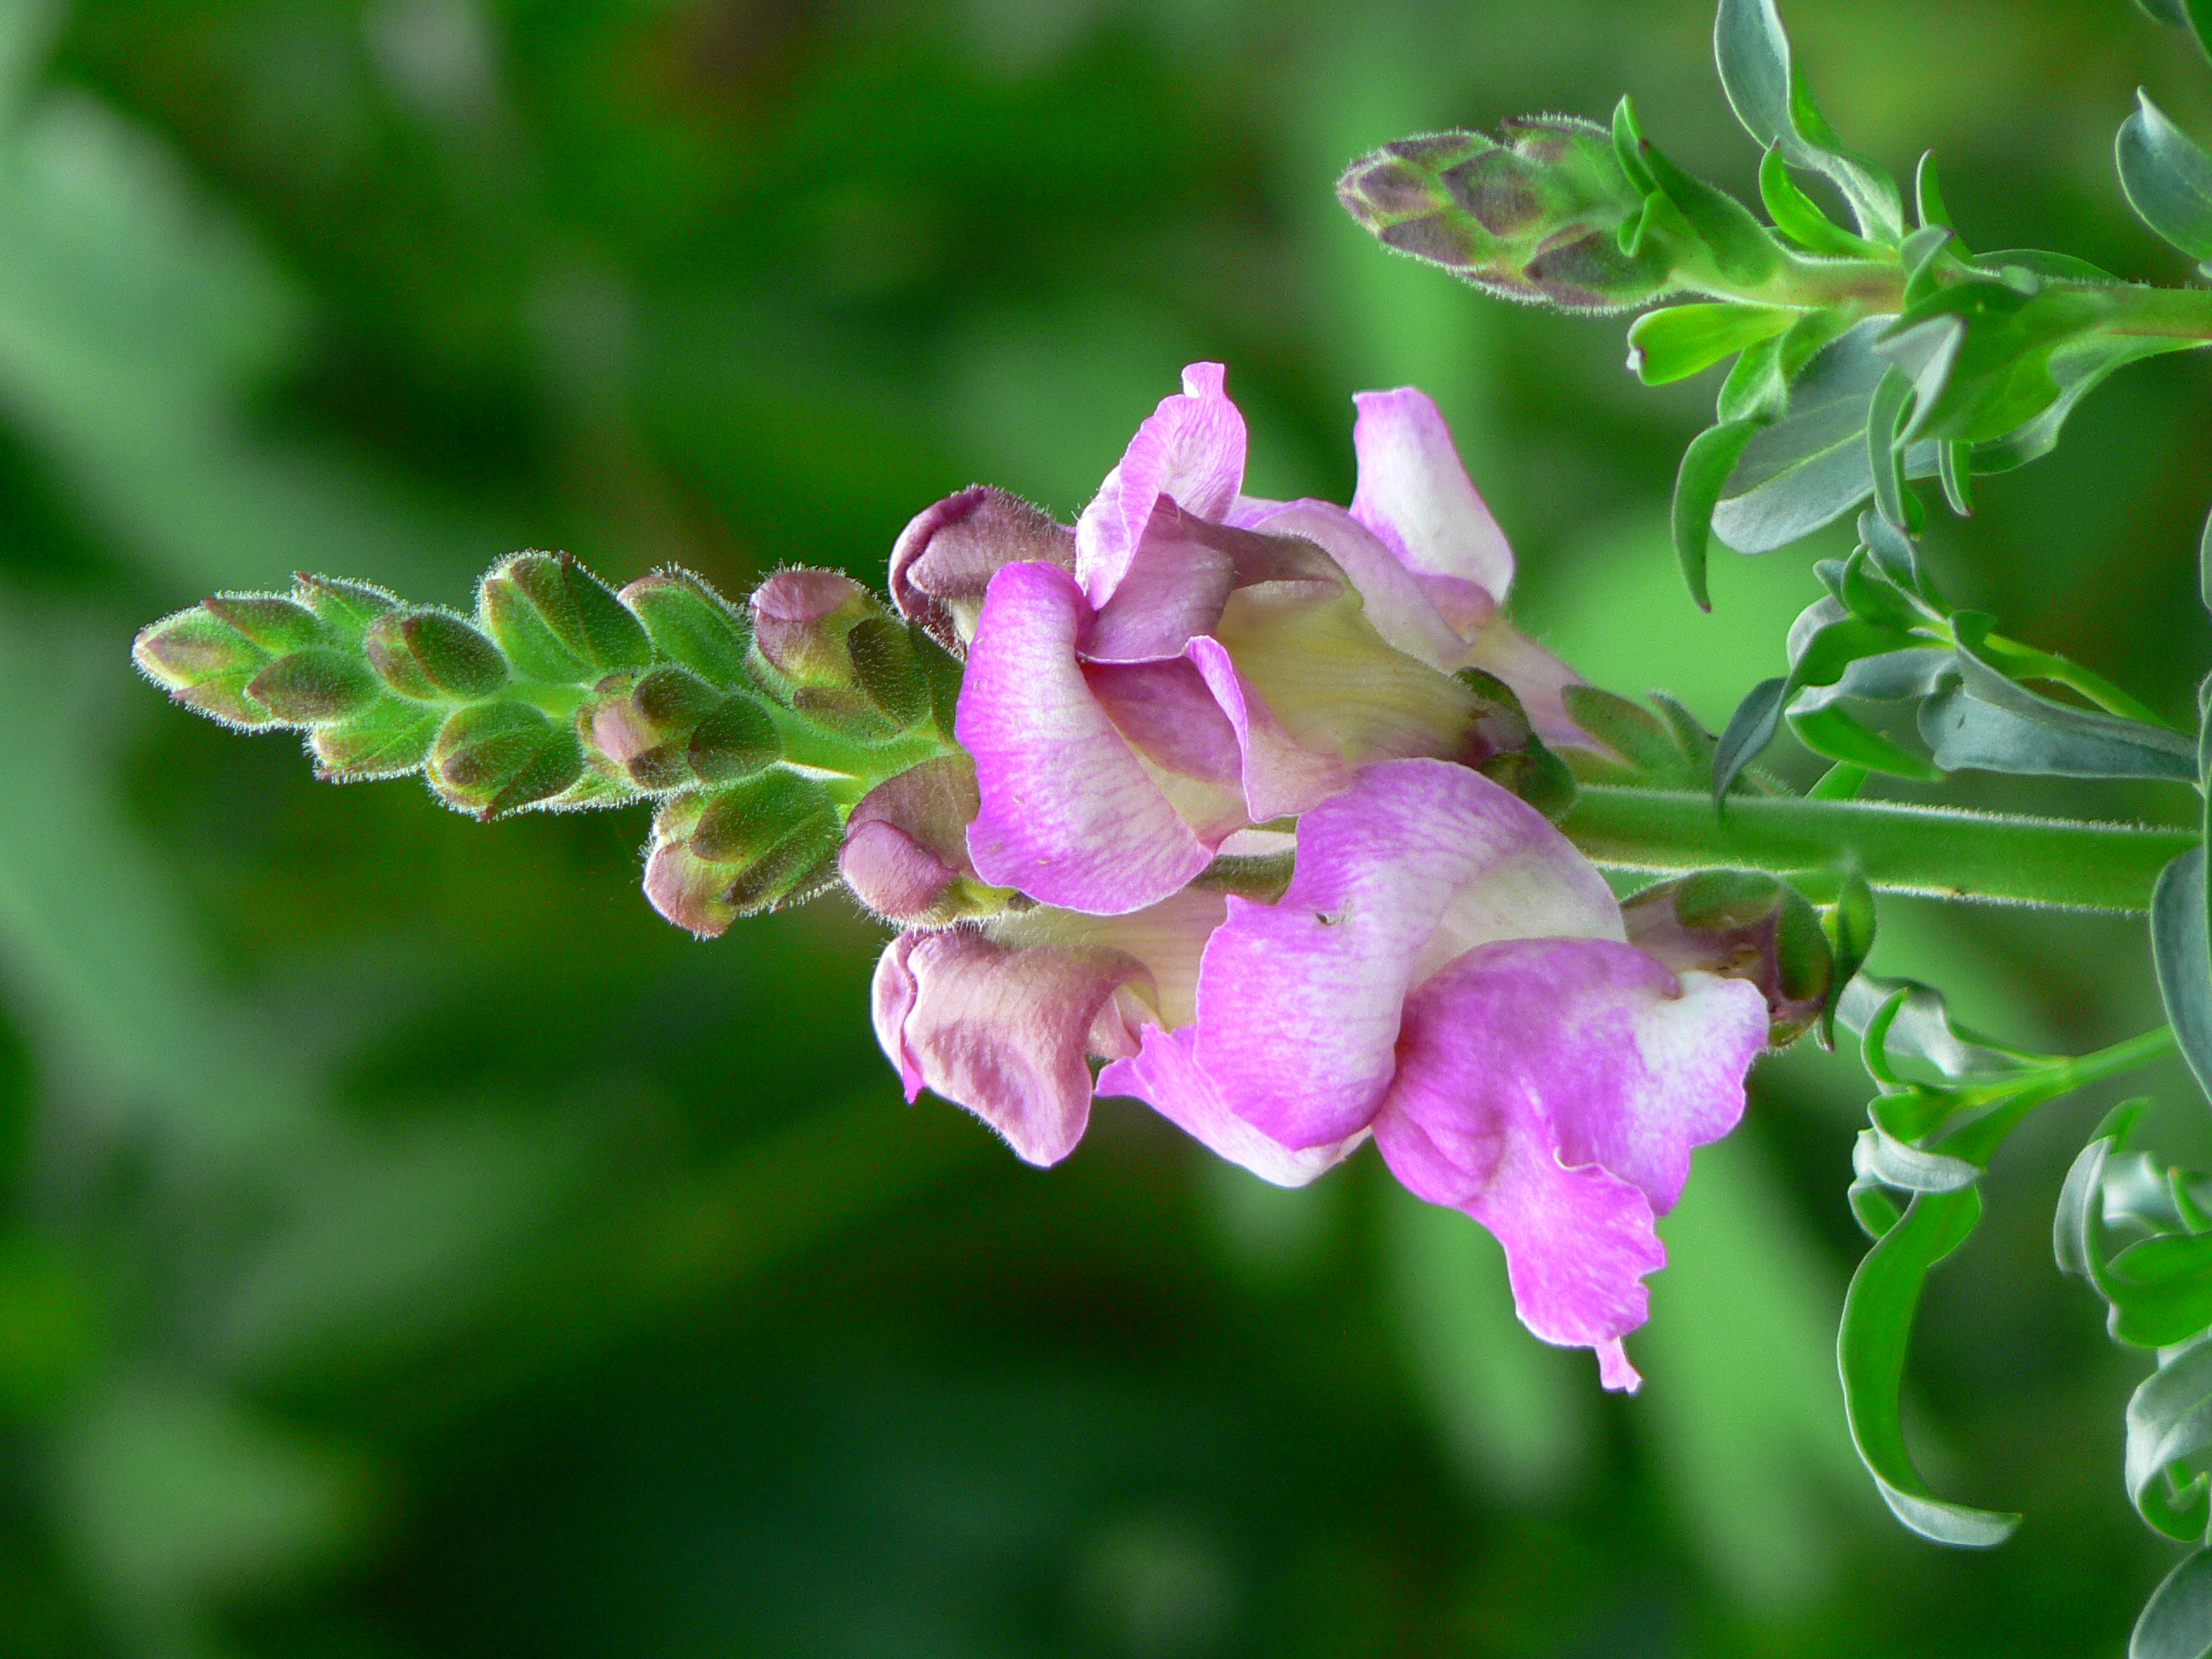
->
[3,0,2211,1652]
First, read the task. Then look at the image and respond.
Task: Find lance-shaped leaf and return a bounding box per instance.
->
[1923,615,2200,783]
[1824,870,1877,1047]
[1853,1127,1980,1194]
[1839,1187,2022,1545]
[2107,1230,2212,1348]
[1758,145,1880,257]
[1712,321,1942,554]
[1878,281,2108,448]
[1629,303,1797,386]
[1866,365,1913,531]
[2120,92,2212,273]
[2134,1548,2212,1659]
[2156,846,2212,1106]
[1836,973,2042,1077]
[1789,702,1943,780]
[1973,330,2196,477]
[1713,603,1929,799]
[1672,417,1763,609]
[1637,139,1785,287]
[1713,0,1904,242]
[2127,1337,2212,1543]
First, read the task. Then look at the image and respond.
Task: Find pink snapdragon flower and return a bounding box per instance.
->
[892,364,1586,917]
[871,759,1768,1389]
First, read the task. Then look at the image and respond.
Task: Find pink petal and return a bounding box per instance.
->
[1084,495,1240,662]
[889,486,1076,653]
[1085,656,1249,842]
[1193,760,1622,1150]
[841,755,988,925]
[1371,937,1767,1389]
[992,884,1229,1031]
[1185,636,1352,823]
[870,926,1150,1167]
[1076,363,1249,606]
[958,561,1213,914]
[1241,499,1465,669]
[1099,1025,1363,1188]
[1351,388,1514,623]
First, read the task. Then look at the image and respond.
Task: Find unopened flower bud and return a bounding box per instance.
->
[245,648,382,724]
[839,754,1013,925]
[132,607,276,728]
[1457,668,1577,819]
[644,770,842,936]
[1338,118,1669,312]
[687,693,782,785]
[311,696,442,782]
[587,665,727,791]
[1622,870,1832,1044]
[293,573,399,639]
[618,569,750,686]
[201,594,324,654]
[364,608,511,702]
[888,486,1076,653]
[427,700,585,818]
[478,551,652,683]
[747,569,938,737]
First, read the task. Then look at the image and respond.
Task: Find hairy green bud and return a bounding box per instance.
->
[1337,118,1672,312]
[588,664,735,791]
[245,648,382,723]
[479,550,652,682]
[1621,869,1832,1044]
[619,570,752,686]
[132,607,276,728]
[201,594,324,654]
[292,573,399,639]
[685,694,783,785]
[364,608,511,702]
[645,771,842,936]
[747,569,938,739]
[427,700,585,818]
[311,696,442,783]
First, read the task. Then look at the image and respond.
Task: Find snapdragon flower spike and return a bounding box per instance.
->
[925,363,1588,916]
[1103,760,1768,1390]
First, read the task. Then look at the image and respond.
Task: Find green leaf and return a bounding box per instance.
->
[1638,140,1783,286]
[2134,1548,2212,1659]
[1866,365,1912,531]
[1712,320,1942,554]
[2120,92,2212,270]
[1629,304,1796,386]
[1561,686,1698,786]
[1716,333,1788,423]
[2139,0,2190,26]
[1854,1128,1980,1194]
[1713,0,1904,241]
[1914,151,1952,231]
[2108,1230,2212,1346]
[2056,1134,2113,1281]
[1789,702,1944,779]
[2155,847,2212,1105]
[1758,145,1879,257]
[2126,1338,2212,1542]
[1610,94,1656,195]
[1824,869,1876,1046]
[1838,1187,2021,1546]
[2200,500,2212,614]
[1938,440,1973,517]
[1836,974,2040,1078]
[1671,418,1763,608]
[1713,676,1787,804]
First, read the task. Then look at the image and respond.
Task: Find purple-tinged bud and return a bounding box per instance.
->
[292,573,398,639]
[426,700,585,819]
[586,665,727,791]
[245,649,382,724]
[839,754,1013,925]
[477,551,652,682]
[888,486,1076,654]
[311,697,441,782]
[1456,668,1576,820]
[1338,118,1670,313]
[747,569,874,689]
[133,607,275,728]
[364,608,510,702]
[1622,869,1832,1045]
[618,569,751,686]
[747,569,938,737]
[687,694,781,785]
[201,594,324,654]
[644,770,842,936]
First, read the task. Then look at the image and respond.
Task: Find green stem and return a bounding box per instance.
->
[1936,1026,2177,1166]
[2044,1023,2180,1093]
[1560,786,2196,911]
[1966,632,2178,729]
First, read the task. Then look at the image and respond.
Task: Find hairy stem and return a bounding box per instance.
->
[1561,786,2196,911]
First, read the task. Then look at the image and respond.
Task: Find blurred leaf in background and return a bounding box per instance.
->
[0,0,2203,1655]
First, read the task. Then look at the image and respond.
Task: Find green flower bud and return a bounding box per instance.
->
[311,696,442,782]
[364,608,510,702]
[687,694,782,785]
[132,607,276,728]
[477,551,651,682]
[1621,869,1833,1045]
[201,594,324,654]
[618,569,751,686]
[426,700,585,819]
[644,771,841,936]
[747,569,938,740]
[245,647,381,724]
[586,664,727,791]
[293,574,399,639]
[1338,118,1671,312]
